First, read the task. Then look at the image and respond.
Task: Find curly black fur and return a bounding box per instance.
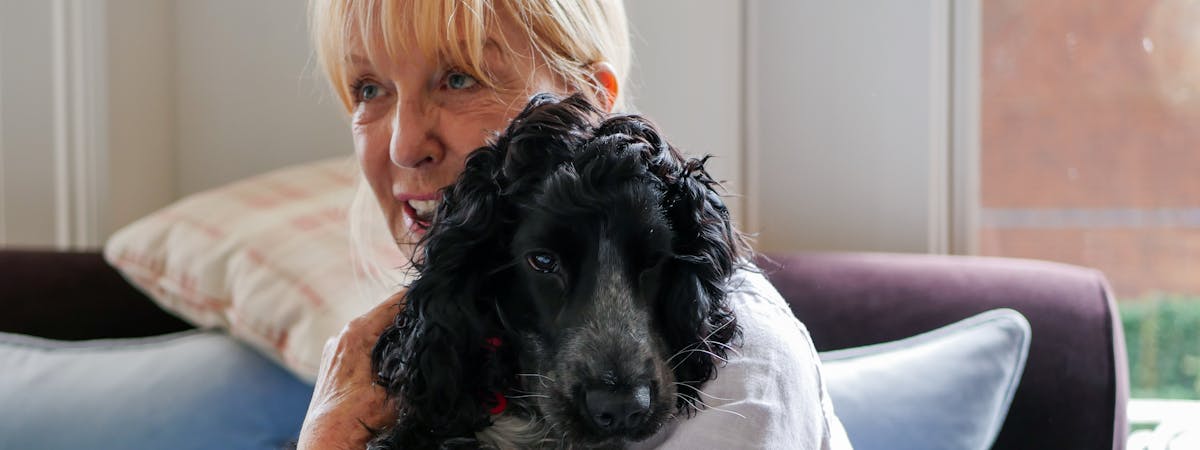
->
[369,93,748,449]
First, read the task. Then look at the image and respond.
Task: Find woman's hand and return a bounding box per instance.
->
[297,293,403,450]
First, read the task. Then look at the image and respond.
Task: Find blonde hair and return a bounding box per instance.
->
[310,0,631,112]
[308,0,632,297]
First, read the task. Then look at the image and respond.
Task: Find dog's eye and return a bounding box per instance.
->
[526,252,559,274]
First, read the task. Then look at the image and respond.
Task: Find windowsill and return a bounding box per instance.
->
[1127,398,1200,449]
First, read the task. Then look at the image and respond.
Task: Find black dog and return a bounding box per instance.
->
[369,93,747,449]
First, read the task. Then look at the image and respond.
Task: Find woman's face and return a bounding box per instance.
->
[346,22,571,248]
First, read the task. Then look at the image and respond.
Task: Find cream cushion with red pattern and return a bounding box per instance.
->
[104,158,406,381]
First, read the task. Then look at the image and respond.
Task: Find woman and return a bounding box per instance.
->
[300,1,850,448]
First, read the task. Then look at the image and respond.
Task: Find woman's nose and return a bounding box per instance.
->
[389,99,441,169]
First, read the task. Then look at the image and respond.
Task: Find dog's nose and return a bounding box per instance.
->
[585,385,652,432]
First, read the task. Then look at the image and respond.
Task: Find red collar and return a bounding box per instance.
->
[484,336,503,351]
[483,336,507,415]
[486,391,508,415]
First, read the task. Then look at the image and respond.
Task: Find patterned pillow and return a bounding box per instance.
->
[104,158,406,380]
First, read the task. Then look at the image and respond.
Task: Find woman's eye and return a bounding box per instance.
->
[358,83,381,101]
[351,79,384,103]
[446,72,478,90]
[526,252,559,274]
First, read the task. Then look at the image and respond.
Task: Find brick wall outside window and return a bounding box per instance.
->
[981,0,1200,300]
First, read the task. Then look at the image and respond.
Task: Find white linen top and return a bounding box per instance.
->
[631,269,853,450]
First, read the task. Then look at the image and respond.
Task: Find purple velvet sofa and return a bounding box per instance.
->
[0,249,1128,449]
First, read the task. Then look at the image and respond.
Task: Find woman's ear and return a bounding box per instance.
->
[590,61,620,112]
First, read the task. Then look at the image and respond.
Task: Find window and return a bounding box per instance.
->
[979,0,1200,402]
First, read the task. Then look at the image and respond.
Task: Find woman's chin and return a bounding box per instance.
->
[390,218,427,248]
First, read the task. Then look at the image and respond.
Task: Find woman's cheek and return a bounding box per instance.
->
[351,121,376,162]
[352,101,394,165]
[445,97,520,146]
[352,121,394,206]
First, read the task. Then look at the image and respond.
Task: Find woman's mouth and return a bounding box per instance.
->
[399,195,439,234]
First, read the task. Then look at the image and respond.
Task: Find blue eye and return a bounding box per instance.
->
[359,83,381,101]
[447,72,478,90]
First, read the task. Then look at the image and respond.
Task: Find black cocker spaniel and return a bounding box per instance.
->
[370,93,748,450]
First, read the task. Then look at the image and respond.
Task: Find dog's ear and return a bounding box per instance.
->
[658,155,743,409]
[371,144,511,444]
[596,114,744,409]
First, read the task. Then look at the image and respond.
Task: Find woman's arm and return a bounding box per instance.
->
[297,294,402,450]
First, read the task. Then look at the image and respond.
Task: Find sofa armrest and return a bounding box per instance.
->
[760,252,1129,450]
[0,248,193,339]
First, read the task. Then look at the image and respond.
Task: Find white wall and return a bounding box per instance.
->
[0,0,351,247]
[747,0,950,253]
[173,0,350,197]
[624,0,744,224]
[106,0,174,238]
[0,0,955,254]
[1,0,113,247]
[0,0,57,246]
[629,1,953,253]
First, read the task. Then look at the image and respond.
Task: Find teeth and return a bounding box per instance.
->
[409,200,438,220]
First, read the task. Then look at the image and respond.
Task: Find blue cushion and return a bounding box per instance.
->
[0,330,313,450]
[819,308,1031,450]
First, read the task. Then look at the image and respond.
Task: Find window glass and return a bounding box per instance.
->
[981,0,1200,400]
